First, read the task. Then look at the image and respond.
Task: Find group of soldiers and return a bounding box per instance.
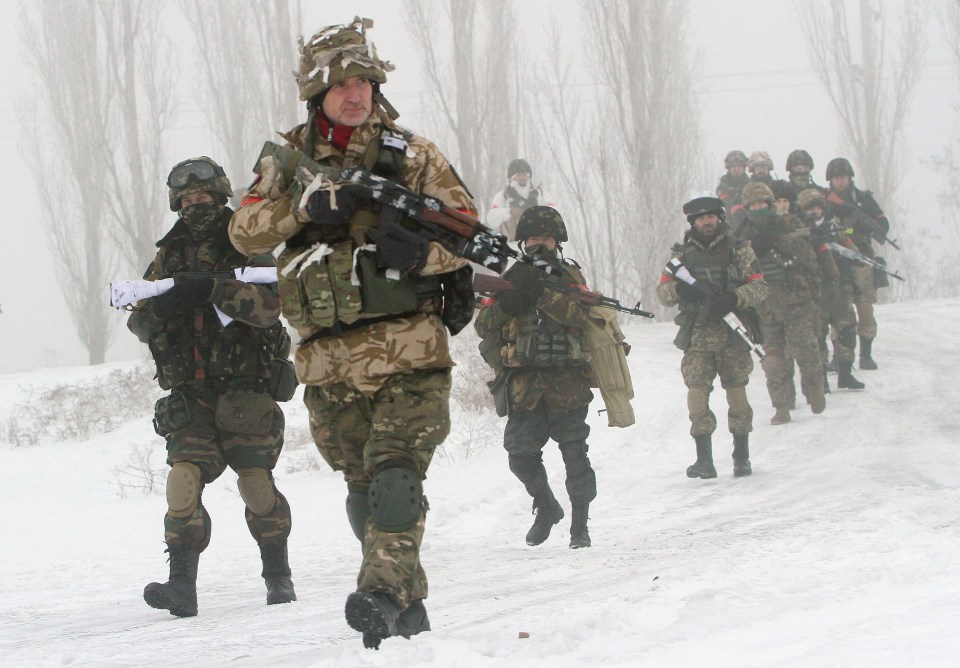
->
[117,15,897,652]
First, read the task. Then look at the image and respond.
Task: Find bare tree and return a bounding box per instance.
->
[178,0,303,202]
[21,0,175,364]
[403,0,521,213]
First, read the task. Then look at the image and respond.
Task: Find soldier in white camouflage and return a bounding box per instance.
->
[735,182,826,424]
[228,17,476,649]
[128,157,297,618]
[657,194,768,478]
[486,159,557,242]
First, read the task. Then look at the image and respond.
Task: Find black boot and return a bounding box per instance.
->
[823,365,831,394]
[396,599,431,638]
[569,499,591,549]
[732,434,752,477]
[345,590,402,650]
[526,488,564,546]
[260,541,296,605]
[837,361,866,390]
[686,434,717,479]
[143,546,199,617]
[859,336,878,370]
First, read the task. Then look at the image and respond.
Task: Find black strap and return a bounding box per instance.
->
[298,313,418,346]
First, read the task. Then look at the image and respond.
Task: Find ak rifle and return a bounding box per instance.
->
[473,273,654,318]
[826,242,905,282]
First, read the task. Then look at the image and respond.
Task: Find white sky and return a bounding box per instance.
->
[0,0,953,373]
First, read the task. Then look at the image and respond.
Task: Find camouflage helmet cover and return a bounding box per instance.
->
[167,156,233,211]
[507,158,532,179]
[741,181,775,207]
[786,149,814,172]
[515,205,568,242]
[797,188,826,210]
[295,17,395,102]
[825,157,854,180]
[683,192,725,224]
[747,151,774,173]
[724,150,749,168]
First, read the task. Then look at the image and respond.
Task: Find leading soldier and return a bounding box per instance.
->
[228,17,476,649]
[127,157,296,617]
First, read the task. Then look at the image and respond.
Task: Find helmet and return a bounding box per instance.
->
[507,158,532,179]
[741,181,775,207]
[770,180,797,202]
[682,192,725,224]
[515,206,568,243]
[167,157,233,211]
[724,150,748,168]
[785,149,814,172]
[294,17,395,103]
[825,157,854,180]
[747,151,774,173]
[797,188,826,211]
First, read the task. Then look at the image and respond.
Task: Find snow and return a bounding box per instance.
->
[1,299,959,667]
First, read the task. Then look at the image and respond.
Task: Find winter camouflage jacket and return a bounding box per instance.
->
[228,108,475,395]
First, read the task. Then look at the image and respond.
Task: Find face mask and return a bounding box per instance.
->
[181,202,222,239]
[524,244,557,261]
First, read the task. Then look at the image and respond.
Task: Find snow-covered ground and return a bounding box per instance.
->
[1,299,959,667]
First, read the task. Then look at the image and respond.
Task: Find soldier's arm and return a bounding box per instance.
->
[228,155,310,256]
[731,244,768,308]
[656,249,683,307]
[208,255,281,328]
[474,298,510,338]
[127,257,166,343]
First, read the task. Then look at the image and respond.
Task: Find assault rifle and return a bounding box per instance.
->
[664,258,766,360]
[826,191,900,250]
[256,141,559,277]
[826,242,905,282]
[473,273,654,318]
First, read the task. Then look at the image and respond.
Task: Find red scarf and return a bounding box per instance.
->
[316,114,356,154]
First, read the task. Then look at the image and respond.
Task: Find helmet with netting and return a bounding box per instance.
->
[797,188,826,211]
[724,150,748,168]
[747,151,774,173]
[294,16,395,103]
[167,157,233,211]
[741,181,775,207]
[785,149,814,172]
[683,192,725,224]
[515,206,568,242]
[825,157,854,180]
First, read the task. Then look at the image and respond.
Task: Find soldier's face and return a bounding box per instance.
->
[728,165,745,177]
[694,213,719,237]
[774,198,791,214]
[323,76,374,127]
[512,172,530,187]
[830,175,850,192]
[803,205,823,222]
[181,192,215,209]
[525,235,557,250]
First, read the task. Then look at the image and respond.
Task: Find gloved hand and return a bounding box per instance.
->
[750,228,778,257]
[306,184,356,226]
[152,278,213,318]
[506,263,545,303]
[675,281,703,303]
[496,290,534,315]
[704,291,738,321]
[367,222,429,273]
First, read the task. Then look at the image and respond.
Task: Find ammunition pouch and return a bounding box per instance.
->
[267,358,299,402]
[215,390,275,435]
[873,256,890,289]
[153,391,191,437]
[478,328,506,370]
[439,265,476,335]
[486,369,515,417]
[673,310,695,351]
[355,249,420,314]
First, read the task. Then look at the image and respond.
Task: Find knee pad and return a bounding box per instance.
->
[166,462,201,518]
[368,467,423,533]
[236,468,277,517]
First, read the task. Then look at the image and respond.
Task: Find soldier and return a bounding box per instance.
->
[657,194,767,478]
[127,157,297,618]
[735,182,825,424]
[747,151,775,186]
[474,207,598,549]
[785,149,821,194]
[771,179,800,219]
[228,17,476,649]
[796,188,864,391]
[824,157,891,370]
[716,150,749,221]
[486,159,556,242]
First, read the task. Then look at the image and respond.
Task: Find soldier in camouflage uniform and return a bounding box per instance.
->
[128,157,296,618]
[824,157,891,371]
[227,17,475,649]
[735,182,826,424]
[785,149,822,195]
[716,150,749,225]
[657,194,767,478]
[486,159,556,242]
[474,206,597,549]
[747,151,775,187]
[771,179,801,219]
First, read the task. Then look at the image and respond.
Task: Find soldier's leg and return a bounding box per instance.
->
[551,405,595,503]
[758,314,793,421]
[719,343,754,475]
[783,303,826,413]
[682,350,720,478]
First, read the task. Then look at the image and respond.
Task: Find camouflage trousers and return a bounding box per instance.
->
[162,383,290,552]
[842,263,878,339]
[826,288,858,365]
[503,401,596,503]
[303,368,452,610]
[681,341,754,437]
[758,300,822,410]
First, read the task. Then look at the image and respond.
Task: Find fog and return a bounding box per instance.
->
[0,0,953,373]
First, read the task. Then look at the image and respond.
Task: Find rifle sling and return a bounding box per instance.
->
[298,312,419,346]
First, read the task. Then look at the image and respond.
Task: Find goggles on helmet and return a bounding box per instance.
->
[167,160,218,189]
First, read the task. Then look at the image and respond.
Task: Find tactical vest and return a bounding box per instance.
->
[677,236,740,315]
[756,249,788,287]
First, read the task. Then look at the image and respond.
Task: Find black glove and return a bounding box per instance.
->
[675,281,703,303]
[306,185,356,226]
[496,289,533,315]
[704,291,738,322]
[152,279,213,318]
[750,228,778,257]
[506,263,545,303]
[367,222,429,273]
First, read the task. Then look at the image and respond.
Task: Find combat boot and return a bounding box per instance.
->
[569,499,591,549]
[260,541,296,605]
[525,488,564,546]
[837,362,866,390]
[686,434,717,479]
[732,434,752,477]
[143,546,199,617]
[396,599,430,639]
[345,590,402,650]
[825,356,837,373]
[859,336,878,370]
[806,382,826,414]
[823,365,831,394]
[770,407,791,425]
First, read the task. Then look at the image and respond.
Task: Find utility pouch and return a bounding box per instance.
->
[153,391,191,437]
[873,256,890,289]
[486,370,514,417]
[267,358,299,402]
[439,265,476,335]
[215,390,274,435]
[356,250,419,314]
[673,311,694,351]
[478,331,505,370]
